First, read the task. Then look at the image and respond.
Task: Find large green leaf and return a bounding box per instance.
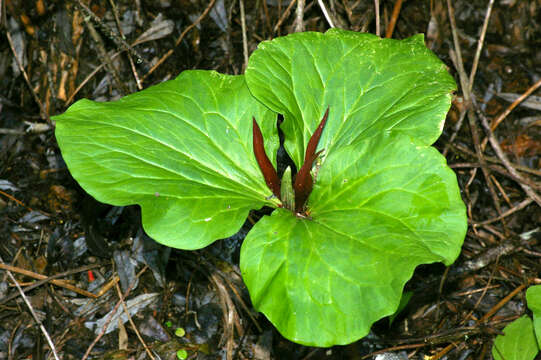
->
[492,316,538,360]
[240,134,467,346]
[526,285,541,348]
[245,29,456,167]
[54,71,279,249]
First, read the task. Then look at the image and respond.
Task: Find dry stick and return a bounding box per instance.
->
[478,283,528,323]
[476,107,541,207]
[67,0,217,104]
[0,263,98,299]
[447,2,506,229]
[449,143,541,177]
[467,0,494,94]
[75,0,145,64]
[491,77,541,132]
[0,256,61,360]
[239,0,249,69]
[0,189,33,211]
[443,0,494,155]
[261,0,272,35]
[474,198,534,226]
[274,0,297,33]
[491,174,512,207]
[0,263,102,305]
[81,266,148,360]
[362,343,426,359]
[114,283,155,360]
[140,0,216,83]
[448,5,507,230]
[65,32,164,105]
[108,0,142,90]
[5,30,47,121]
[385,0,403,38]
[374,0,380,36]
[317,0,335,28]
[209,273,239,360]
[80,12,129,95]
[446,1,469,102]
[480,77,541,152]
[431,343,455,360]
[461,258,499,324]
[294,0,305,32]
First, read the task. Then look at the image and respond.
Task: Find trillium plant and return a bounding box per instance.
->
[54,29,467,346]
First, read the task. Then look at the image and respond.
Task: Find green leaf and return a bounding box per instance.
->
[54,71,279,249]
[176,349,188,360]
[526,285,541,348]
[389,291,413,326]
[240,135,467,346]
[174,327,185,337]
[245,29,456,167]
[492,316,539,360]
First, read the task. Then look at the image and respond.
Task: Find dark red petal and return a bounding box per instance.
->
[294,107,329,213]
[304,107,329,164]
[253,117,281,199]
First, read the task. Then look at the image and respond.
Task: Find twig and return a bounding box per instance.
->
[0,256,61,360]
[294,0,305,32]
[274,0,297,33]
[80,10,129,95]
[317,0,335,28]
[473,198,534,226]
[447,0,506,228]
[261,0,272,35]
[65,30,166,105]
[82,265,148,360]
[461,257,499,324]
[478,283,528,323]
[489,77,541,133]
[0,189,33,211]
[108,0,142,90]
[443,0,493,156]
[0,263,102,305]
[476,107,541,206]
[75,0,145,64]
[209,272,239,360]
[0,263,98,299]
[5,30,47,121]
[467,0,494,94]
[448,142,541,178]
[140,0,216,82]
[239,0,249,69]
[430,343,455,360]
[385,0,404,38]
[446,1,469,102]
[449,241,517,276]
[115,283,155,360]
[374,0,380,36]
[0,128,25,135]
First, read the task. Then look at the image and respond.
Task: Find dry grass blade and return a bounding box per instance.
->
[6,30,47,121]
[476,108,541,207]
[0,263,98,300]
[317,0,335,28]
[294,0,305,32]
[0,256,61,360]
[82,266,148,360]
[239,0,249,69]
[115,283,155,360]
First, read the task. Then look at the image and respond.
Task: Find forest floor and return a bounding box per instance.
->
[1,0,540,359]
